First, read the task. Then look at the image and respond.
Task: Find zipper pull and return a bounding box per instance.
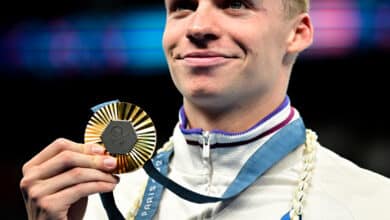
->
[202,131,211,160]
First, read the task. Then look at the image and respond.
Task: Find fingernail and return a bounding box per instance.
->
[92,145,105,154]
[103,157,117,168]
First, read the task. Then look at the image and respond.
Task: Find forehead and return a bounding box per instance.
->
[164,0,269,4]
[163,0,284,15]
[163,0,283,8]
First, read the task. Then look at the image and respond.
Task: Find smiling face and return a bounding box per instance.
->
[163,0,312,113]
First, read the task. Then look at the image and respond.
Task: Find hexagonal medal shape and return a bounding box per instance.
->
[101,120,137,154]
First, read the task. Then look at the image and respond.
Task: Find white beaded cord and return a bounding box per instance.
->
[126,131,318,220]
[289,129,318,220]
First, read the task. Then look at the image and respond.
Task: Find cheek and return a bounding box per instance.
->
[162,21,181,54]
[247,31,282,67]
[162,29,171,55]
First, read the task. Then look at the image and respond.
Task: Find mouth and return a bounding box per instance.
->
[176,51,239,68]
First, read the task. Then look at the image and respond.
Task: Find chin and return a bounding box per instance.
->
[187,91,229,109]
[187,86,220,98]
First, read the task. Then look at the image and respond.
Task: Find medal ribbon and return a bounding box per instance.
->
[135,118,306,220]
[92,100,304,220]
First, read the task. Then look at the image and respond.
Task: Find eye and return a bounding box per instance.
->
[228,0,245,9]
[171,0,197,12]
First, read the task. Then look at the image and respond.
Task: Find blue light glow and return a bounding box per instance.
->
[0,2,389,74]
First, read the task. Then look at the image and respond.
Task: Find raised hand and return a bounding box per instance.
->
[20,138,119,220]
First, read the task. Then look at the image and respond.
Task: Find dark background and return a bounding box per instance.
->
[1,0,390,219]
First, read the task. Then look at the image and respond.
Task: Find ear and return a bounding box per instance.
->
[286,13,314,54]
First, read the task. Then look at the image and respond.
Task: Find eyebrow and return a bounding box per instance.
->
[164,0,265,10]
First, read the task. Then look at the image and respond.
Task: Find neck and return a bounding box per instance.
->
[183,93,287,133]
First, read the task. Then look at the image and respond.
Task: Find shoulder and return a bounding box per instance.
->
[316,145,390,186]
[310,144,390,219]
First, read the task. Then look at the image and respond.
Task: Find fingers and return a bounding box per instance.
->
[20,137,119,220]
[22,138,105,175]
[24,150,117,181]
[35,181,117,216]
[23,180,117,220]
[25,167,119,201]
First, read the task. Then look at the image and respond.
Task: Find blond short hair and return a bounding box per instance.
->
[282,0,310,18]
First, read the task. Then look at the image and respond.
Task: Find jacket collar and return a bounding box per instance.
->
[178,96,297,148]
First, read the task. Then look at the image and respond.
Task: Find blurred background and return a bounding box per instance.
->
[1,0,389,219]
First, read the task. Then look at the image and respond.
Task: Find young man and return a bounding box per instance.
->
[20,0,390,219]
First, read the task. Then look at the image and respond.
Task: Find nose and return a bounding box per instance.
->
[186,3,221,47]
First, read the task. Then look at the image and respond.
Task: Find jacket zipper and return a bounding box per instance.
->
[202,131,211,160]
[202,131,212,194]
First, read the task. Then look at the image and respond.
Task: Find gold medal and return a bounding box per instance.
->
[84,101,157,174]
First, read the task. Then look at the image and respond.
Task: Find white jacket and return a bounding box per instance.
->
[84,104,390,220]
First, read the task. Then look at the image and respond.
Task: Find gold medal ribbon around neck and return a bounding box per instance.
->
[84,101,157,174]
[126,130,318,220]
